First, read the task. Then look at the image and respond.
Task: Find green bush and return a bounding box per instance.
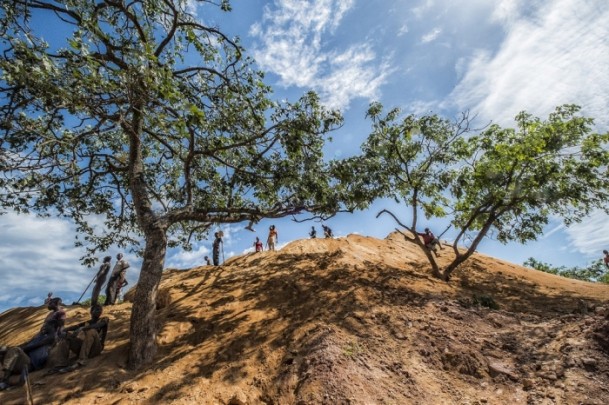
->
[472,294,499,310]
[77,295,106,307]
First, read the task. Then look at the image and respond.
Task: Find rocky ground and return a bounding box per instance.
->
[1,232,608,404]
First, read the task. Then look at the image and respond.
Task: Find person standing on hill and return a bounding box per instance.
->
[212,232,223,265]
[91,256,112,306]
[322,224,333,238]
[204,256,212,265]
[309,226,317,239]
[254,237,264,252]
[267,225,278,251]
[604,250,609,269]
[104,253,130,305]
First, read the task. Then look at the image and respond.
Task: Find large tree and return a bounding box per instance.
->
[356,103,609,281]
[0,0,344,368]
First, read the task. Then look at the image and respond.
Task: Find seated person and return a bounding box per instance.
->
[0,346,31,390]
[0,318,61,389]
[50,304,109,372]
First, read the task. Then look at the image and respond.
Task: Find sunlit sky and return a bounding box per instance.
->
[1,0,609,313]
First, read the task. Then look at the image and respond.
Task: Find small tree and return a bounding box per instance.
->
[524,257,609,283]
[0,1,344,368]
[359,103,609,281]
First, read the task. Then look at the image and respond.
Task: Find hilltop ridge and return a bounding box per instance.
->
[1,232,609,404]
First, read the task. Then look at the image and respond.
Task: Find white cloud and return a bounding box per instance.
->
[421,27,442,43]
[250,0,390,110]
[490,0,528,26]
[412,0,435,20]
[0,212,141,311]
[166,244,211,269]
[563,210,609,256]
[447,0,609,129]
[441,0,609,257]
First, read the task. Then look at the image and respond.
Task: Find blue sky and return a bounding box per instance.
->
[1,0,609,313]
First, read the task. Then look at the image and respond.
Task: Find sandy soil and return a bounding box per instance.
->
[1,232,608,405]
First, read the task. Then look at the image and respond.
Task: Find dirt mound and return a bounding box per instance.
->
[2,232,609,404]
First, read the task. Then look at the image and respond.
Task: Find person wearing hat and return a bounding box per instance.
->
[91,256,112,306]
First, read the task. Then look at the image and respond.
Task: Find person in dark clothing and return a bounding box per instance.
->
[0,345,30,389]
[310,226,317,239]
[0,317,62,389]
[50,304,109,371]
[322,224,333,238]
[212,232,223,265]
[0,322,59,388]
[105,253,130,305]
[91,256,112,306]
[204,256,212,265]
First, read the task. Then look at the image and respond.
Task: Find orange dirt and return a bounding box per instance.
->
[1,232,608,404]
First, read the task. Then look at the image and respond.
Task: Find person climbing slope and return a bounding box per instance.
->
[417,228,443,257]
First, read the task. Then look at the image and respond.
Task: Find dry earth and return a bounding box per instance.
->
[1,232,609,405]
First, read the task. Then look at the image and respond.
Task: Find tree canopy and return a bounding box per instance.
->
[358,103,609,280]
[0,0,345,368]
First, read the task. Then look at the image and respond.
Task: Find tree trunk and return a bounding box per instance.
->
[127,227,167,369]
[441,254,469,281]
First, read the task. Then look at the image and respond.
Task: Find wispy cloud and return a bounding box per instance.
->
[440,0,609,257]
[250,0,391,110]
[447,0,609,129]
[562,210,609,256]
[421,27,442,43]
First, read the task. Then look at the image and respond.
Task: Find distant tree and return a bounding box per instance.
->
[524,257,609,283]
[356,103,609,281]
[0,1,344,368]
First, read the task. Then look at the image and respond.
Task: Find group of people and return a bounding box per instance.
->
[0,298,109,390]
[91,253,131,306]
[0,252,131,390]
[204,225,280,266]
[204,223,341,266]
[309,225,333,239]
[255,225,279,252]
